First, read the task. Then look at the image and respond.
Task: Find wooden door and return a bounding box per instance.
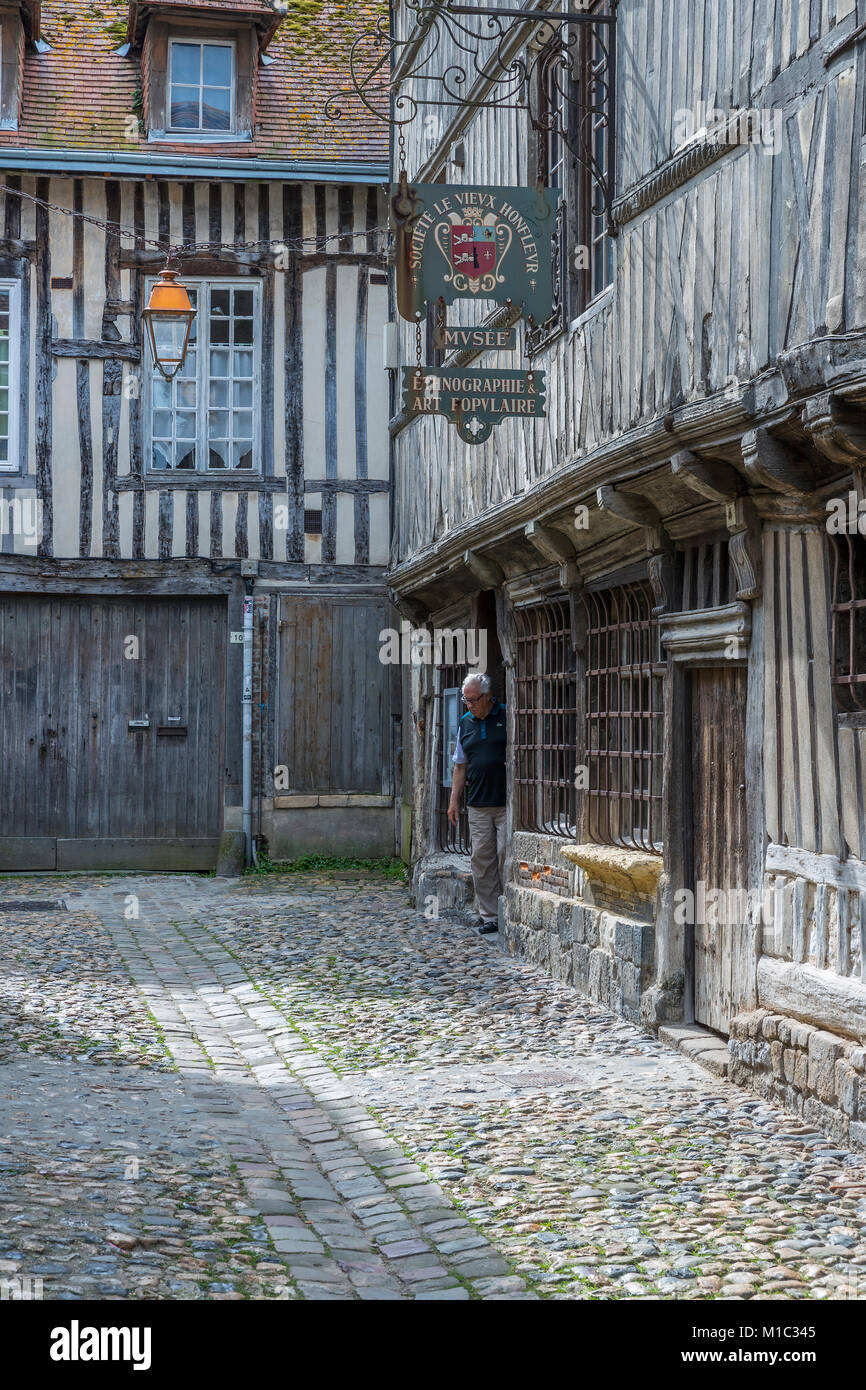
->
[277,595,390,794]
[690,666,748,1035]
[0,595,226,869]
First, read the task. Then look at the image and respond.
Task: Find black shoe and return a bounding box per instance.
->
[478,921,499,935]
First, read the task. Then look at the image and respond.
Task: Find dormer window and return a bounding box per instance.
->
[169,39,234,133]
[128,0,282,145]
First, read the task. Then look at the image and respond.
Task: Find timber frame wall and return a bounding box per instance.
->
[390,0,866,1146]
[0,171,396,863]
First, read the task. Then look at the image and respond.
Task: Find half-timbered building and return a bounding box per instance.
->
[0,0,395,870]
[389,0,866,1145]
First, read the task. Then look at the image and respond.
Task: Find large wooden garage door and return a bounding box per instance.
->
[0,595,226,870]
[690,665,748,1035]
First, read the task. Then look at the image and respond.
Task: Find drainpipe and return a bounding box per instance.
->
[242,590,254,867]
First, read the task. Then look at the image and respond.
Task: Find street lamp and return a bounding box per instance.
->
[142,265,196,381]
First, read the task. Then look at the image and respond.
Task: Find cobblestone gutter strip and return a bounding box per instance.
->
[79,884,528,1301]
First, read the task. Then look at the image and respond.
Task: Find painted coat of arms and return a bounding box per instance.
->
[391,181,560,326]
[445,220,502,289]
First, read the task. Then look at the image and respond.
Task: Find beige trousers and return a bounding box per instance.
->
[467,805,507,922]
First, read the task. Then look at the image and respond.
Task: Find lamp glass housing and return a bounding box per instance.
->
[143,269,196,381]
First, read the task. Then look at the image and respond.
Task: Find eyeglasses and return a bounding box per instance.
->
[463,694,485,705]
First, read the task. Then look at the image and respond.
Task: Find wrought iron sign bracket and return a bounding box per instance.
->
[327,1,617,232]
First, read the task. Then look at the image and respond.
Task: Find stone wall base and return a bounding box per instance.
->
[729,1008,866,1151]
[412,853,474,918]
[502,882,654,1022]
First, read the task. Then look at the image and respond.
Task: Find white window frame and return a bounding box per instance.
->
[0,278,21,472]
[144,276,262,477]
[167,37,236,137]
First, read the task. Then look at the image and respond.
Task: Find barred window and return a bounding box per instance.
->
[513,599,578,834]
[529,1,614,348]
[830,533,866,713]
[585,582,665,853]
[436,660,470,854]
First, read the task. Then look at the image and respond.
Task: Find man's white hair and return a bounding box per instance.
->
[461,672,491,695]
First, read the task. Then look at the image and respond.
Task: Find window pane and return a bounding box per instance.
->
[170,87,200,129]
[233,410,253,438]
[234,442,253,469]
[202,89,231,131]
[152,410,173,437]
[208,410,230,439]
[0,389,9,412]
[153,379,171,408]
[210,318,230,345]
[176,412,196,440]
[0,438,7,461]
[203,44,232,85]
[175,445,196,469]
[234,290,254,317]
[180,349,197,378]
[152,442,170,469]
[233,381,252,407]
[176,380,196,408]
[208,444,230,469]
[234,317,253,345]
[210,380,230,407]
[209,348,230,377]
[172,43,201,84]
[233,349,253,377]
[210,289,230,318]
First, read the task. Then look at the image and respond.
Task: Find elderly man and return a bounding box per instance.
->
[447,672,507,935]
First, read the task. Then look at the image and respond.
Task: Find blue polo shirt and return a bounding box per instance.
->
[453,701,507,807]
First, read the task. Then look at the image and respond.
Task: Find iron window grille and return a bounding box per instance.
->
[830,532,866,713]
[436,662,471,854]
[528,2,614,352]
[584,582,665,853]
[513,599,578,835]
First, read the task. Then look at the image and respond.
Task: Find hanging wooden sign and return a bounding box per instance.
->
[402,366,547,444]
[391,179,559,328]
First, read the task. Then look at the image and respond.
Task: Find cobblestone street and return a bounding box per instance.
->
[1,871,866,1302]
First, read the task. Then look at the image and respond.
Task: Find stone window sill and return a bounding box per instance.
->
[560,843,663,897]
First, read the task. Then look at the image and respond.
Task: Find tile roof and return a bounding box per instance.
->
[0,0,390,165]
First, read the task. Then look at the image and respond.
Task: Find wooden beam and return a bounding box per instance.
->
[670,448,741,502]
[52,338,141,361]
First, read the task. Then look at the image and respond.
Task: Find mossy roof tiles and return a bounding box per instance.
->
[0,0,388,162]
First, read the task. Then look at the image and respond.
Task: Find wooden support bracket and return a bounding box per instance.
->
[742,426,819,495]
[523,520,577,565]
[463,548,505,589]
[670,448,741,502]
[801,392,866,466]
